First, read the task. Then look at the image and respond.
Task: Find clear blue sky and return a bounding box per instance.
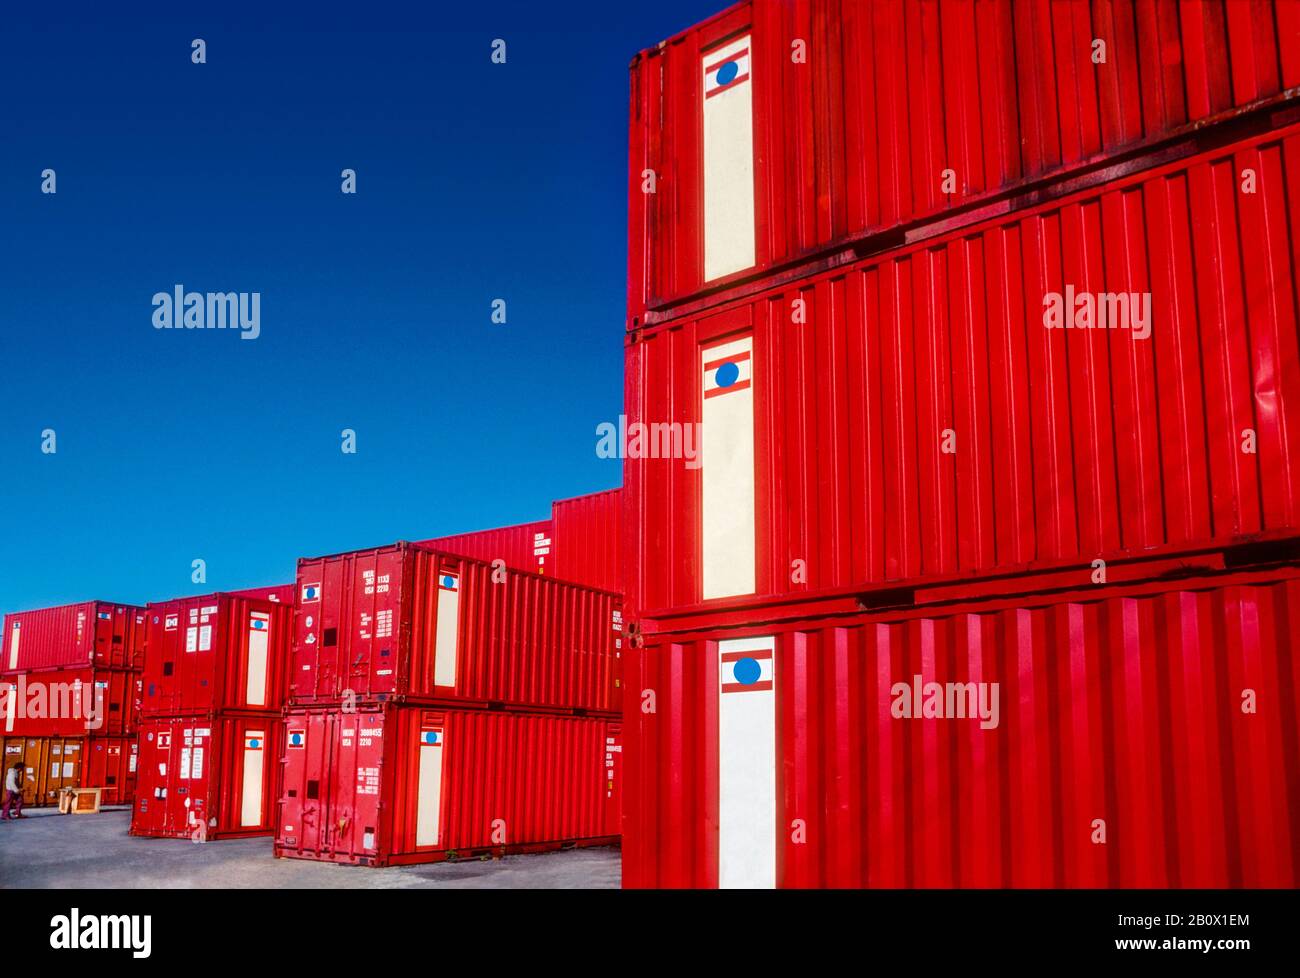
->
[0,0,729,613]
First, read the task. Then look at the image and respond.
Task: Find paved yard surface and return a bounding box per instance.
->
[0,809,621,889]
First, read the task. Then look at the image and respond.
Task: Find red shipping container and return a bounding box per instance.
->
[3,602,146,672]
[291,543,621,712]
[130,714,283,839]
[2,734,137,807]
[420,518,553,576]
[82,736,138,806]
[228,583,295,604]
[628,0,1300,322]
[142,593,292,715]
[551,489,624,594]
[624,123,1300,617]
[274,704,620,866]
[1,666,140,737]
[622,558,1300,888]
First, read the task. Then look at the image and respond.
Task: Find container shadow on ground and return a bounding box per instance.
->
[0,811,621,889]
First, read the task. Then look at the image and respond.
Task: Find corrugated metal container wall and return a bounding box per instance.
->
[1,735,136,807]
[622,563,1300,888]
[551,489,625,594]
[131,714,283,839]
[1,667,140,737]
[628,0,1300,322]
[291,544,621,712]
[419,519,552,577]
[228,583,296,604]
[142,594,292,715]
[3,602,146,672]
[624,124,1300,618]
[274,705,620,865]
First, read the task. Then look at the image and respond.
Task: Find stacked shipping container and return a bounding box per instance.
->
[274,542,623,865]
[421,487,624,593]
[130,591,292,839]
[622,0,1300,887]
[1,602,145,806]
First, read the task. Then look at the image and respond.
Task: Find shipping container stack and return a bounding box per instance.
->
[129,586,293,840]
[1,602,146,808]
[621,0,1300,887]
[273,542,623,866]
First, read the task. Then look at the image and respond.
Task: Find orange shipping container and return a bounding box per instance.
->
[1,735,136,808]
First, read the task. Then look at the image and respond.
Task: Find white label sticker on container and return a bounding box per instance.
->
[198,625,212,652]
[180,747,191,780]
[192,747,204,780]
[185,627,198,653]
[62,761,73,778]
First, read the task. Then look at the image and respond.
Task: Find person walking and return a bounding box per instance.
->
[2,760,24,820]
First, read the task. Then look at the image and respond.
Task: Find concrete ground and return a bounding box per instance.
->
[0,809,621,888]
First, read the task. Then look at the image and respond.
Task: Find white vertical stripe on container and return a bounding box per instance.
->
[415,729,445,847]
[718,635,776,888]
[433,575,460,688]
[702,35,755,281]
[701,335,756,599]
[244,613,270,707]
[8,623,20,670]
[240,732,264,827]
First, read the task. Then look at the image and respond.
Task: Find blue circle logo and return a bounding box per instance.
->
[291,733,302,745]
[715,361,740,388]
[733,657,761,685]
[248,739,260,749]
[716,61,739,86]
[441,575,455,588]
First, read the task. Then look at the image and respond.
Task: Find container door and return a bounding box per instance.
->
[55,739,83,803]
[292,577,324,699]
[20,737,47,804]
[414,712,446,848]
[187,603,219,712]
[352,549,406,697]
[147,723,176,833]
[279,717,313,851]
[154,606,181,712]
[178,723,212,839]
[335,712,385,857]
[96,741,125,804]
